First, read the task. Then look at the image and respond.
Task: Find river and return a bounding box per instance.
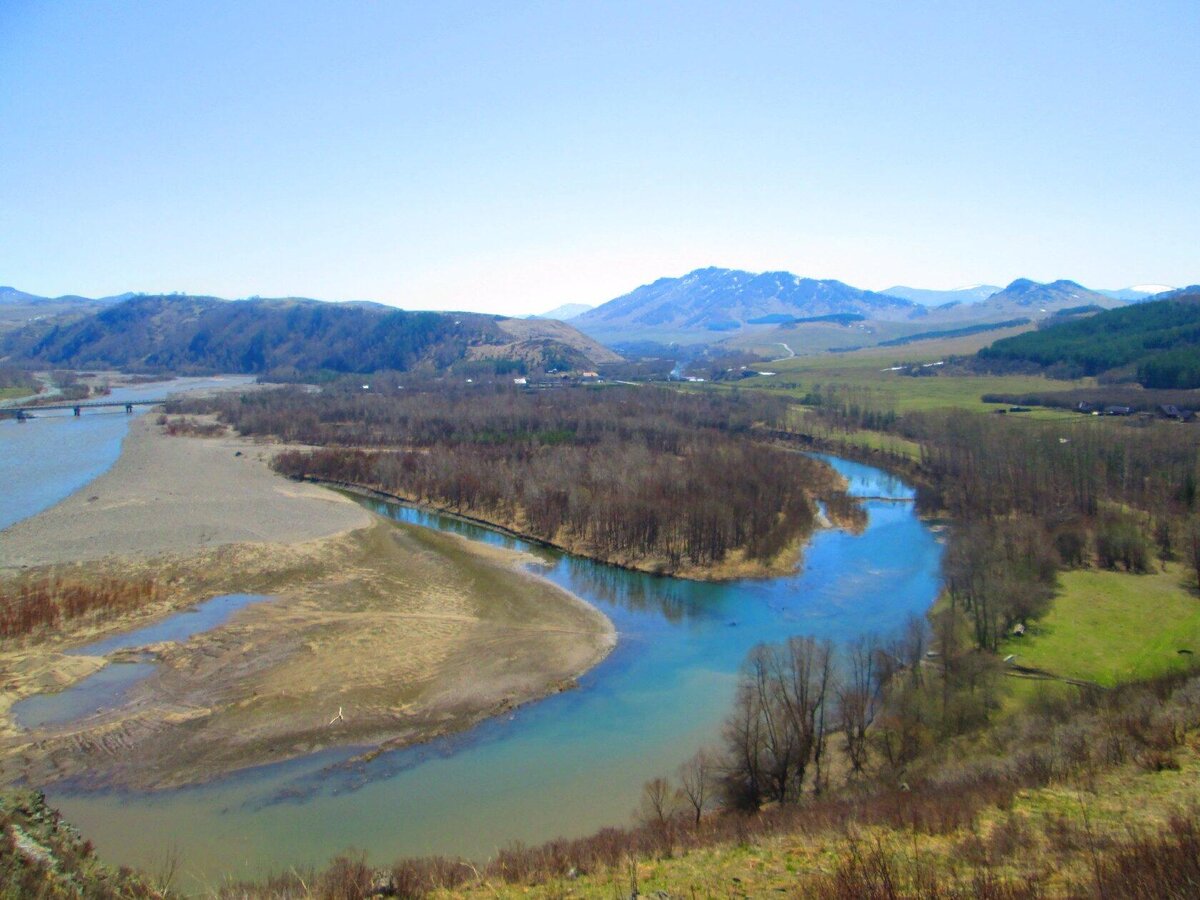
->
[2,390,942,892]
[0,376,255,531]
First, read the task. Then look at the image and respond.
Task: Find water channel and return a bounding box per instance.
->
[2,384,943,891]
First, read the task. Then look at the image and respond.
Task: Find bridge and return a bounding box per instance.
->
[1,399,167,422]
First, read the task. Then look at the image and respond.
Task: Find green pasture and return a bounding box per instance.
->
[1003,563,1200,687]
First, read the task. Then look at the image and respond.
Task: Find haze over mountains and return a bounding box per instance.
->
[882,284,1002,306]
[532,303,593,321]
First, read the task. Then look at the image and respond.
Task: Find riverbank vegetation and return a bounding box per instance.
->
[0,789,162,898]
[182,385,861,578]
[0,573,160,640]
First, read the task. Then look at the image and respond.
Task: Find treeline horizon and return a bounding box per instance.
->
[186,385,858,575]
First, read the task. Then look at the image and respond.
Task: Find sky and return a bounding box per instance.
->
[1,1,1197,316]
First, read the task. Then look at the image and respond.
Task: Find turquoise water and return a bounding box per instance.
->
[34,453,943,891]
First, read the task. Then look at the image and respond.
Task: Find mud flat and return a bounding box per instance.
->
[0,417,615,789]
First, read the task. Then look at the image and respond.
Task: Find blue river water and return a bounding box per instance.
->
[23,451,941,891]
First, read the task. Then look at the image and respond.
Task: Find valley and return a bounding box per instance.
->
[5,278,1200,896]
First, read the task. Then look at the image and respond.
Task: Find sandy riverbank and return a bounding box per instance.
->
[0,417,615,789]
[0,414,372,568]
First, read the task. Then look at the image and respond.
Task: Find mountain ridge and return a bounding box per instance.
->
[571,268,1149,349]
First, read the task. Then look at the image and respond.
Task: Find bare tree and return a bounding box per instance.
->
[637,776,676,830]
[1189,517,1200,593]
[722,638,836,806]
[839,634,881,775]
[677,748,716,826]
[721,678,767,809]
[776,636,835,797]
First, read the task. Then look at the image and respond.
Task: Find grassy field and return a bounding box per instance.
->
[724,332,1095,415]
[1003,563,1200,686]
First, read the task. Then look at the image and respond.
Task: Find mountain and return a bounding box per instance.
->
[1096,285,1176,302]
[532,303,593,321]
[0,286,47,305]
[1146,285,1200,301]
[882,284,1002,306]
[572,267,922,345]
[977,292,1200,388]
[0,286,131,306]
[982,278,1113,309]
[1,294,618,376]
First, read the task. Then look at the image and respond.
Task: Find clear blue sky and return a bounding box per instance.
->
[2,1,1197,314]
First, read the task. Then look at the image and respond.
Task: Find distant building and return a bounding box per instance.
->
[513,377,527,385]
[1158,404,1194,421]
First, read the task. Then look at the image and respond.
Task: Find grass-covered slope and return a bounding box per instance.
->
[978,293,1200,387]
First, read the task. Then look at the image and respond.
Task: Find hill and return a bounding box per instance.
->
[977,292,1200,387]
[0,294,618,377]
[981,277,1116,310]
[1096,284,1176,301]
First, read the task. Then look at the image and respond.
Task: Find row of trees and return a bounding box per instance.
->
[187,382,792,449]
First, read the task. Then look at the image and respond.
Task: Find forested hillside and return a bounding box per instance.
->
[0,295,616,377]
[977,293,1200,387]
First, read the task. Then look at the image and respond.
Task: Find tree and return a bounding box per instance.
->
[1189,517,1200,594]
[676,749,716,826]
[721,639,836,807]
[637,776,676,830]
[839,635,881,775]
